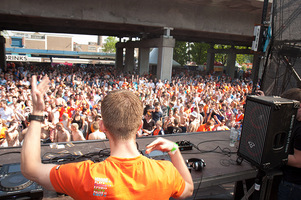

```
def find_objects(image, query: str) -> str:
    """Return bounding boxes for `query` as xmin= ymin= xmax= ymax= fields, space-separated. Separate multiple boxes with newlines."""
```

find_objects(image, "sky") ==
xmin=72 ymin=34 xmax=99 ymax=44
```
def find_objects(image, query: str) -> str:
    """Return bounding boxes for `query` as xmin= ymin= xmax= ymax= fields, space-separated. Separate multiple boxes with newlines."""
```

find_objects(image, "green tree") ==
xmin=103 ymin=36 xmax=118 ymax=53
xmin=235 ymin=46 xmax=253 ymax=69
xmin=190 ymin=42 xmax=210 ymax=65
xmin=173 ymin=41 xmax=189 ymax=66
xmin=173 ymin=42 xmax=253 ymax=69
xmin=173 ymin=41 xmax=210 ymax=66
xmin=214 ymin=44 xmax=231 ymax=65
xmin=241 ymin=65 xmax=247 ymax=71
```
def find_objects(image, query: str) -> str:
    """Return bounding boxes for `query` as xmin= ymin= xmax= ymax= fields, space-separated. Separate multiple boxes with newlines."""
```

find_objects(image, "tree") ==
xmin=173 ymin=41 xmax=189 ymax=66
xmin=173 ymin=41 xmax=253 ymax=70
xmin=236 ymin=46 xmax=253 ymax=69
xmin=214 ymin=44 xmax=231 ymax=65
xmin=173 ymin=41 xmax=210 ymax=66
xmin=103 ymin=36 xmax=118 ymax=53
xmin=190 ymin=43 xmax=210 ymax=65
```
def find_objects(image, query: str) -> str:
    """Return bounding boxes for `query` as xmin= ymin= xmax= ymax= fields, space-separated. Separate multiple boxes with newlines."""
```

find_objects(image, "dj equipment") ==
xmin=0 ymin=163 xmax=43 ymax=200
xmin=237 ymin=95 xmax=299 ymax=170
xmin=176 ymin=140 xmax=193 ymax=151
xmin=186 ymin=158 xmax=206 ymax=172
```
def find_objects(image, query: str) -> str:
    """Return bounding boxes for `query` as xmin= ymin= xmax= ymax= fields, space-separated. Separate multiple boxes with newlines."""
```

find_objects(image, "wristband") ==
xmin=169 ymin=143 xmax=179 ymax=155
xmin=29 ymin=114 xmax=45 ymax=122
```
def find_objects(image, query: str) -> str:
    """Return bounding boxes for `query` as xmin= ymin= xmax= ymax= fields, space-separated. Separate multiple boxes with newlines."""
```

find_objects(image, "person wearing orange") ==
xmin=196 ymin=120 xmax=215 ymax=132
xmin=65 ymin=99 xmax=77 ymax=118
xmin=0 ymin=119 xmax=8 ymax=147
xmin=121 ymin=78 xmax=129 ymax=88
xmin=184 ymin=102 xmax=193 ymax=115
xmin=152 ymin=121 xmax=165 ymax=136
xmin=21 ymin=75 xmax=193 ymax=200
xmin=203 ymin=102 xmax=209 ymax=115
xmin=235 ymin=108 xmax=244 ymax=124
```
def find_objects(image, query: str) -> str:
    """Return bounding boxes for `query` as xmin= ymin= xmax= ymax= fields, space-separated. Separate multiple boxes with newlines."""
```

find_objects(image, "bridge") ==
xmin=0 ymin=0 xmax=272 ymax=80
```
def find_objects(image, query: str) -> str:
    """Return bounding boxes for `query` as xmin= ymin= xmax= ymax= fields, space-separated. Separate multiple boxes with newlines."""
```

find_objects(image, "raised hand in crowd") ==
xmin=31 ymin=75 xmax=50 ymax=115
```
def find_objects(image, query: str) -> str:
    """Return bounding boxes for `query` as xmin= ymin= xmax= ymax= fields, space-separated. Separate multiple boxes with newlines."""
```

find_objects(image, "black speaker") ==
xmin=237 ymin=95 xmax=299 ymax=170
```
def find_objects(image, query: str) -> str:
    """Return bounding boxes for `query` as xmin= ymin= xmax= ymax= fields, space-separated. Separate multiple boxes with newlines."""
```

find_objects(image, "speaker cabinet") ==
xmin=237 ymin=95 xmax=299 ymax=170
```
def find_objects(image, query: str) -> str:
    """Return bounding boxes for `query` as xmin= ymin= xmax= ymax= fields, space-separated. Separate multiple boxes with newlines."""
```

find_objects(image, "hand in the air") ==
xmin=145 ymin=137 xmax=176 ymax=154
xmin=31 ymin=75 xmax=50 ymax=115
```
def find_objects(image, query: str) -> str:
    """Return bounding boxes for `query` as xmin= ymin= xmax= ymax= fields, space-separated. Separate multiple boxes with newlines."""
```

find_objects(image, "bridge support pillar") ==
xmin=226 ymin=47 xmax=236 ymax=79
xmin=0 ymin=35 xmax=6 ymax=72
xmin=115 ymin=33 xmax=175 ymax=80
xmin=206 ymin=45 xmax=215 ymax=73
xmin=157 ymin=45 xmax=173 ymax=81
xmin=138 ymin=47 xmax=149 ymax=76
xmin=124 ymin=47 xmax=135 ymax=73
xmin=115 ymin=46 xmax=123 ymax=72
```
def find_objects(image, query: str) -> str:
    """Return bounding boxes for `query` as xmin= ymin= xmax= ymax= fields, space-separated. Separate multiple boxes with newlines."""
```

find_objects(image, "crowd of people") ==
xmin=0 ymin=62 xmax=252 ymax=147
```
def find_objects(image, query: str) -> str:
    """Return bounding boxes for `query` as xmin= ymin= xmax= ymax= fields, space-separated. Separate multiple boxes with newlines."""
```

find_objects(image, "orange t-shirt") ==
xmin=197 ymin=124 xmax=213 ymax=132
xmin=235 ymin=114 xmax=244 ymax=122
xmin=203 ymin=105 xmax=209 ymax=113
xmin=153 ymin=129 xmax=160 ymax=136
xmin=184 ymin=108 xmax=192 ymax=115
xmin=50 ymin=155 xmax=185 ymax=199
xmin=197 ymin=88 xmax=203 ymax=93
xmin=66 ymin=107 xmax=75 ymax=118
xmin=0 ymin=127 xmax=7 ymax=139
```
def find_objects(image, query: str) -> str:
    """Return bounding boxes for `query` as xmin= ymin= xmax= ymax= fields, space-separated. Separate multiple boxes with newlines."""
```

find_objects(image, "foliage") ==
xmin=103 ymin=36 xmax=118 ymax=53
xmin=173 ymin=41 xmax=253 ymax=71
xmin=173 ymin=41 xmax=189 ymax=66
xmin=190 ymin=43 xmax=210 ymax=65
xmin=213 ymin=44 xmax=230 ymax=65
xmin=174 ymin=41 xmax=210 ymax=65
xmin=241 ymin=65 xmax=247 ymax=71
xmin=236 ymin=46 xmax=253 ymax=66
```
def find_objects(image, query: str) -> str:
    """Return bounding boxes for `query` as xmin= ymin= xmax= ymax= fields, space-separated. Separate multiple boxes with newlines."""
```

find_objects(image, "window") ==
xmin=11 ymin=37 xmax=23 ymax=47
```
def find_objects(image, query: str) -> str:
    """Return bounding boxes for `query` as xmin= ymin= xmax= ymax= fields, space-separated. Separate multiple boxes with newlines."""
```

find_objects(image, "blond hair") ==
xmin=101 ymin=90 xmax=143 ymax=140
xmin=71 ymin=123 xmax=79 ymax=130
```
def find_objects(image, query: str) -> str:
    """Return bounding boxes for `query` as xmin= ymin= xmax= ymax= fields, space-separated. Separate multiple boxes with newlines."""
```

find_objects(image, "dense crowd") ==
xmin=0 ymin=63 xmax=254 ymax=147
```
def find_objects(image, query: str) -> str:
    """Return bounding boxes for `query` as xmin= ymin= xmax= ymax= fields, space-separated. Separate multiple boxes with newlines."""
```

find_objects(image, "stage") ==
xmin=0 ymin=131 xmax=258 ymax=199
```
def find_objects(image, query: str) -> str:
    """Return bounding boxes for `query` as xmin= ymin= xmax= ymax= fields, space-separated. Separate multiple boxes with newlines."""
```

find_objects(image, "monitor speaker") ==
xmin=237 ymin=95 xmax=299 ymax=170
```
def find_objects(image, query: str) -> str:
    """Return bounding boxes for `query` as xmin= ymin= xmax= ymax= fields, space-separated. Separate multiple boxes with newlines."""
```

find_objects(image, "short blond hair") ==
xmin=101 ymin=90 xmax=143 ymax=140
xmin=71 ymin=123 xmax=79 ymax=130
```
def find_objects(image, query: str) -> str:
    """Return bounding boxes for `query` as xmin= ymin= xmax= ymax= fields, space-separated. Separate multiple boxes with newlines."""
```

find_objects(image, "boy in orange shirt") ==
xmin=152 ymin=120 xmax=165 ymax=136
xmin=21 ymin=75 xmax=193 ymax=200
xmin=197 ymin=120 xmax=215 ymax=132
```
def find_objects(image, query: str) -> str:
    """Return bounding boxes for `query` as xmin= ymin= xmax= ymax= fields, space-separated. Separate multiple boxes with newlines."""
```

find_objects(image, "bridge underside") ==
xmin=0 ymin=0 xmax=272 ymax=46
xmin=0 ymin=14 xmax=252 ymax=46
xmin=0 ymin=0 xmax=273 ymax=81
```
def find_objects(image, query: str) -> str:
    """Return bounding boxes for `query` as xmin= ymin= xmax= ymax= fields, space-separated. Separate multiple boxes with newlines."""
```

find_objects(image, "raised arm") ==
xmin=21 ymin=75 xmax=56 ymax=191
xmin=146 ymin=137 xmax=194 ymax=199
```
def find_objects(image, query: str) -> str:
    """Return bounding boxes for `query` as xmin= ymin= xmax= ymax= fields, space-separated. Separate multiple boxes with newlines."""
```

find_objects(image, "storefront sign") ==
xmin=5 ymin=55 xmax=28 ymax=61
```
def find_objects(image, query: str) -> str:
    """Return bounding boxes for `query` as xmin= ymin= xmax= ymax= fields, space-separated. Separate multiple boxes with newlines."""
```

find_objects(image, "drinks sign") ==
xmin=5 ymin=55 xmax=28 ymax=61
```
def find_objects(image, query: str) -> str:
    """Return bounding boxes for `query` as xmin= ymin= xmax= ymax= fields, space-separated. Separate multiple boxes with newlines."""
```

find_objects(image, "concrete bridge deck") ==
xmin=0 ymin=0 xmax=271 ymax=46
